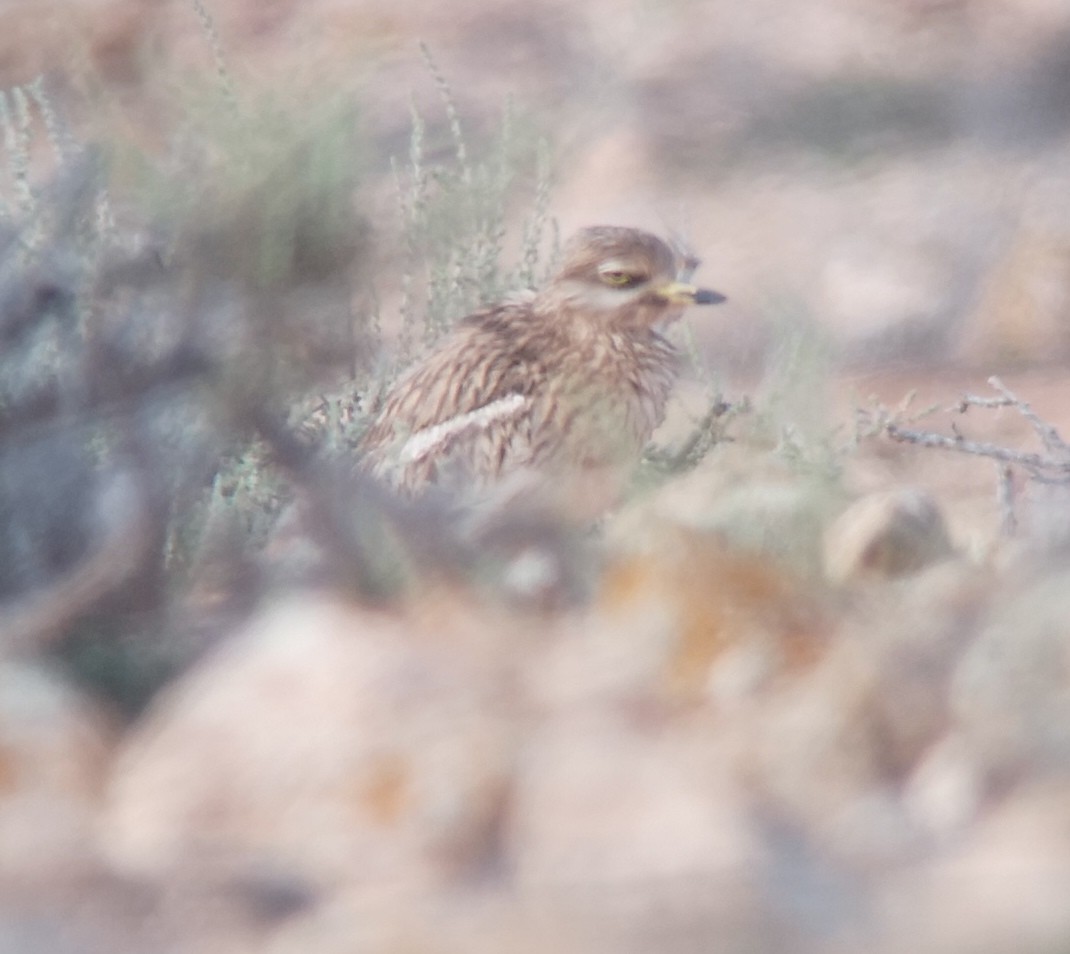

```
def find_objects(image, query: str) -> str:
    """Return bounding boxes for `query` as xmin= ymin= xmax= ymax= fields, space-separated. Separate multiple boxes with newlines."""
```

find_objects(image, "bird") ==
xmin=359 ymin=226 xmax=725 ymax=516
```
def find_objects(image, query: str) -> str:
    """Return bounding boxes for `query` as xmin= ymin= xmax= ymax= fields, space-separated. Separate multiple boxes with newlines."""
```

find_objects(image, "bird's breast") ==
xmin=535 ymin=329 xmax=679 ymax=466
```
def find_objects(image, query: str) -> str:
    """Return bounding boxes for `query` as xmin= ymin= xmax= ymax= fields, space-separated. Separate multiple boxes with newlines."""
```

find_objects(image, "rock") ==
xmin=507 ymin=707 xmax=762 ymax=888
xmin=880 ymin=780 xmax=1070 ymax=954
xmin=823 ymin=488 xmax=955 ymax=584
xmin=596 ymin=526 xmax=828 ymax=706
xmin=100 ymin=594 xmax=516 ymax=892
xmin=0 ymin=663 xmax=117 ymax=883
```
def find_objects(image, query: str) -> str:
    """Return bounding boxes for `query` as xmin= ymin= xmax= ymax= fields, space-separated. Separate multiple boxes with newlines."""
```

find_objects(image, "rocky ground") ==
xmin=3 ymin=1 xmax=1070 ymax=951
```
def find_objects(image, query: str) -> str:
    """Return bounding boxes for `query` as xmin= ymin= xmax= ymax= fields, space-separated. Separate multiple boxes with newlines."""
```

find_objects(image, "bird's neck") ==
xmin=531 ymin=300 xmax=666 ymax=341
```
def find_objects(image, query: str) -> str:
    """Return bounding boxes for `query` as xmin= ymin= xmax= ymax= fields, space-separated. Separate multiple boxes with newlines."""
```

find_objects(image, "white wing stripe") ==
xmin=399 ymin=392 xmax=529 ymax=464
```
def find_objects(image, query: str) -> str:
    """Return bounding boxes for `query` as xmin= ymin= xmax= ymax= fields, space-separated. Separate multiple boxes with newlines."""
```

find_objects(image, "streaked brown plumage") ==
xmin=360 ymin=226 xmax=725 ymax=510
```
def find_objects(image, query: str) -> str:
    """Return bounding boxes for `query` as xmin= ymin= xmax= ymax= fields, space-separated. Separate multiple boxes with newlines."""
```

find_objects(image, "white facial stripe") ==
xmin=399 ymin=392 xmax=529 ymax=464
xmin=560 ymin=281 xmax=650 ymax=311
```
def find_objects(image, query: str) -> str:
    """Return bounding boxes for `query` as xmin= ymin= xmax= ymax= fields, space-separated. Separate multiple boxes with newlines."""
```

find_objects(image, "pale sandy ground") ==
xmin=4 ymin=1 xmax=1070 ymax=951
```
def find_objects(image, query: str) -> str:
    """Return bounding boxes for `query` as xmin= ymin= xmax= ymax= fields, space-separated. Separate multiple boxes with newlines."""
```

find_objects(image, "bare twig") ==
xmin=419 ymin=42 xmax=469 ymax=182
xmin=996 ymin=463 xmax=1017 ymax=538
xmin=870 ymin=378 xmax=1070 ymax=545
xmin=884 ymin=422 xmax=1070 ymax=478
xmin=241 ymin=400 xmax=410 ymax=604
xmin=880 ymin=376 xmax=1070 ymax=483
xmin=956 ymin=393 xmax=1013 ymax=412
xmin=189 ymin=0 xmax=238 ymax=117
xmin=987 ymin=376 xmax=1070 ymax=459
xmin=645 ymin=394 xmax=749 ymax=474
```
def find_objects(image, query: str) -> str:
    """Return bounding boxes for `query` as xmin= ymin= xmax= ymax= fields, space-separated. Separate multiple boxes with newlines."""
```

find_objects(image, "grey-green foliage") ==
xmin=0 ymin=77 xmax=111 ymax=328
xmin=0 ymin=23 xmax=561 ymax=647
xmin=295 ymin=45 xmax=558 ymax=457
xmin=751 ymin=296 xmax=845 ymax=479
xmin=0 ymin=84 xmax=36 ymax=221
xmin=391 ymin=43 xmax=556 ymax=371
xmin=140 ymin=42 xmax=557 ymax=566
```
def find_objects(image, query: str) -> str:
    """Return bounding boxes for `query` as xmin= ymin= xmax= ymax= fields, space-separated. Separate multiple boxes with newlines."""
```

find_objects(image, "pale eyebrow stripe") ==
xmin=399 ymin=392 xmax=529 ymax=464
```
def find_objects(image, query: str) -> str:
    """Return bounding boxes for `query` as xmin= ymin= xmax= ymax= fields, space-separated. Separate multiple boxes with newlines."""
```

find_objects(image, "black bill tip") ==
xmin=694 ymin=288 xmax=727 ymax=305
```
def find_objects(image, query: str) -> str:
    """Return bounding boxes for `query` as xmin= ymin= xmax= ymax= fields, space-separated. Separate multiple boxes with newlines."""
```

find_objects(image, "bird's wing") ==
xmin=392 ymin=391 xmax=529 ymax=467
xmin=360 ymin=305 xmax=545 ymax=480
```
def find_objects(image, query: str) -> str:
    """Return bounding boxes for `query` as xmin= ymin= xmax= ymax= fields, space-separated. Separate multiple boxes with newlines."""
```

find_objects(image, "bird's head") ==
xmin=536 ymin=226 xmax=726 ymax=330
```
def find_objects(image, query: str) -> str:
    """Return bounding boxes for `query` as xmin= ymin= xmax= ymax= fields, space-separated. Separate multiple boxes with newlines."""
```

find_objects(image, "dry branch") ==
xmin=875 ymin=377 xmax=1070 ymax=482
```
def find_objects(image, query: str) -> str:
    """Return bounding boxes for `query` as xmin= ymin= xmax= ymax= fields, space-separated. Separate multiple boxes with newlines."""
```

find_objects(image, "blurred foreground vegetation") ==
xmin=0 ymin=51 xmax=566 ymax=711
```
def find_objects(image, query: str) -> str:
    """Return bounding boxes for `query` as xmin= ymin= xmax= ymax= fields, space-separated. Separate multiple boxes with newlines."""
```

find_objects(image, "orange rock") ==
xmin=598 ymin=526 xmax=828 ymax=705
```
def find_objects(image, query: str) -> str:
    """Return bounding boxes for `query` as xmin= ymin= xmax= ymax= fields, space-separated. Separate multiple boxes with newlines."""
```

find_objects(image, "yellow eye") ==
xmin=600 ymin=269 xmax=637 ymax=287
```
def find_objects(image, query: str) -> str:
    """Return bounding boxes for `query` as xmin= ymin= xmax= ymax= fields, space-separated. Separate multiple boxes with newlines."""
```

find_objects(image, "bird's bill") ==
xmin=654 ymin=281 xmax=727 ymax=306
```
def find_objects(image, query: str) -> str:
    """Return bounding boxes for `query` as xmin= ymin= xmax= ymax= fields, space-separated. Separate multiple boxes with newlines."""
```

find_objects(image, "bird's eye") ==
xmin=600 ymin=269 xmax=638 ymax=287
